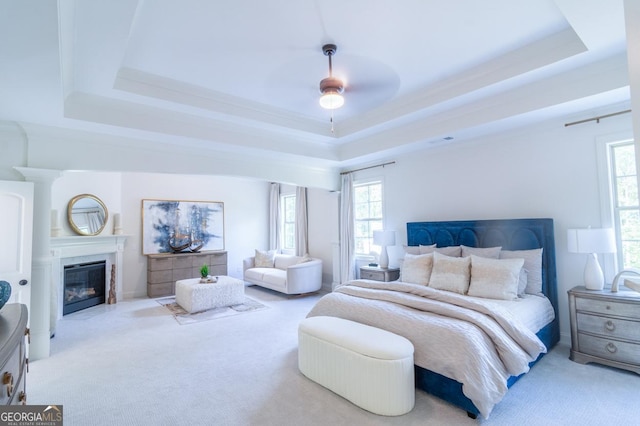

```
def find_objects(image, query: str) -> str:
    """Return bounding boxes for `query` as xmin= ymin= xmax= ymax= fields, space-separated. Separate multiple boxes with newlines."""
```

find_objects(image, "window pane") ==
xmin=353 ymin=181 xmax=383 ymax=256
xmin=610 ymin=141 xmax=640 ymax=269
xmin=616 ymin=176 xmax=639 ymax=207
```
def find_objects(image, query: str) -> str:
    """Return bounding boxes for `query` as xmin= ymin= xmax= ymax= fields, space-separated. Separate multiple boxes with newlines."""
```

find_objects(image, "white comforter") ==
xmin=306 ymin=280 xmax=547 ymax=418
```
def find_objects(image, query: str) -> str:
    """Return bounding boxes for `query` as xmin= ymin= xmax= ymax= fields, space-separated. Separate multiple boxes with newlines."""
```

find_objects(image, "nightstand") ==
xmin=568 ymin=285 xmax=640 ymax=374
xmin=360 ymin=266 xmax=400 ymax=282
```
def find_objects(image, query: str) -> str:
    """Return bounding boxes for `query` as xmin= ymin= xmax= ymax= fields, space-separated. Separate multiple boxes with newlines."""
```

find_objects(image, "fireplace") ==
xmin=63 ymin=261 xmax=106 ymax=315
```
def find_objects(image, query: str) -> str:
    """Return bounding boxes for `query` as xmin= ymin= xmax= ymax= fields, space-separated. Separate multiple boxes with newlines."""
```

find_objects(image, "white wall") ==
xmin=53 ymin=171 xmax=269 ymax=298
xmin=348 ymin=112 xmax=634 ymax=342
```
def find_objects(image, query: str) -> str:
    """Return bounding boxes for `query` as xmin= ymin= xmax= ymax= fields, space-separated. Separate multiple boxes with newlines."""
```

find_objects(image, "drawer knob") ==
xmin=606 ymin=342 xmax=618 ymax=354
xmin=2 ymin=372 xmax=13 ymax=397
xmin=605 ymin=320 xmax=616 ymax=332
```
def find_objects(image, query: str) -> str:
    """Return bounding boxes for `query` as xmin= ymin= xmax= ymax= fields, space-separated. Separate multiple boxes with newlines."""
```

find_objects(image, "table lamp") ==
xmin=373 ymin=230 xmax=396 ymax=269
xmin=567 ymin=228 xmax=616 ymax=290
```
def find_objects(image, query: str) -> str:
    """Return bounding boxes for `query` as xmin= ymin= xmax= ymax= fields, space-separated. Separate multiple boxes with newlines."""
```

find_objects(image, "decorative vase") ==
xmin=0 ymin=281 xmax=11 ymax=311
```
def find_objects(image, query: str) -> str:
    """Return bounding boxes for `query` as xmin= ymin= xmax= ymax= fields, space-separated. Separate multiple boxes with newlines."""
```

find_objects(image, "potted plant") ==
xmin=200 ymin=264 xmax=209 ymax=283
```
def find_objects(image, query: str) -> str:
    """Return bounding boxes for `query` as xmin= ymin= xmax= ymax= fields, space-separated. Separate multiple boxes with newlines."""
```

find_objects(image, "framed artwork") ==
xmin=142 ymin=199 xmax=224 ymax=255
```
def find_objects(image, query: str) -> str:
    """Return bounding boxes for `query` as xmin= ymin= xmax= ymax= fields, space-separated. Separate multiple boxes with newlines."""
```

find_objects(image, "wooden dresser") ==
xmin=0 ymin=304 xmax=28 ymax=405
xmin=147 ymin=251 xmax=227 ymax=297
xmin=568 ymin=286 xmax=640 ymax=374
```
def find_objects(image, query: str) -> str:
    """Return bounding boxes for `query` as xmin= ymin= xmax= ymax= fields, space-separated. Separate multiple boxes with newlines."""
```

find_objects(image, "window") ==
xmin=354 ymin=181 xmax=383 ymax=256
xmin=281 ymin=194 xmax=296 ymax=251
xmin=609 ymin=141 xmax=640 ymax=268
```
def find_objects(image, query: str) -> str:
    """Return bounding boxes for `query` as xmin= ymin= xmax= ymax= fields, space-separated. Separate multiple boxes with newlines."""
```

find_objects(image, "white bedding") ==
xmin=467 ymin=293 xmax=555 ymax=334
xmin=307 ymin=279 xmax=553 ymax=419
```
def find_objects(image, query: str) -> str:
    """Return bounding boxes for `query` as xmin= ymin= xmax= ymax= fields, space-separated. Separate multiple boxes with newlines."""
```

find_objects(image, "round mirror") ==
xmin=67 ymin=194 xmax=109 ymax=236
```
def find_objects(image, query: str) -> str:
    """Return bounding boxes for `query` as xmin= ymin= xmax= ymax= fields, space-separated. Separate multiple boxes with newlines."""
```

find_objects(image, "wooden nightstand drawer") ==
xmin=361 ymin=269 xmax=381 ymax=280
xmin=577 ymin=313 xmax=640 ymax=341
xmin=578 ymin=333 xmax=640 ymax=365
xmin=360 ymin=267 xmax=400 ymax=282
xmin=576 ymin=297 xmax=640 ymax=320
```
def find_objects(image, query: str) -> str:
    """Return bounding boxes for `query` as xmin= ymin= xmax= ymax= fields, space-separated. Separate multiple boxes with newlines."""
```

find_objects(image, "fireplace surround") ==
xmin=51 ymin=235 xmax=127 ymax=319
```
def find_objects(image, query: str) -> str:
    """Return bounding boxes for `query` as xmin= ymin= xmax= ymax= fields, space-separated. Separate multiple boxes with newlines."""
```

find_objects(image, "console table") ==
xmin=147 ymin=251 xmax=227 ymax=297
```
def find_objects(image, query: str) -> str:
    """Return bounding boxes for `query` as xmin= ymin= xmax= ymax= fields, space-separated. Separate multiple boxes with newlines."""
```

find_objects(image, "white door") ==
xmin=0 ymin=180 xmax=34 ymax=310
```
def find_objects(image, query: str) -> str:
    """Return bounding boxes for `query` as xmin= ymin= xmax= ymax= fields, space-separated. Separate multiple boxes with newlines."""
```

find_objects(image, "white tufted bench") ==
xmin=298 ymin=316 xmax=415 ymax=416
xmin=175 ymin=276 xmax=245 ymax=313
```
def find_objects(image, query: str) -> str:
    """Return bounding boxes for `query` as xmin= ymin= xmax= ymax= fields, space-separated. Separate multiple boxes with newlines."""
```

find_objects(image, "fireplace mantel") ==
xmin=50 ymin=235 xmax=128 ymax=319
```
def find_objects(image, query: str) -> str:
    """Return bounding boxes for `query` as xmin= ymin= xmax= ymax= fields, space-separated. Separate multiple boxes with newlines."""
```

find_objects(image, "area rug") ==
xmin=157 ymin=296 xmax=268 ymax=325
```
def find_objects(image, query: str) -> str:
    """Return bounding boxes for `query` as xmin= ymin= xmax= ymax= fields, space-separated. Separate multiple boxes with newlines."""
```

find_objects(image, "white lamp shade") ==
xmin=373 ymin=230 xmax=396 ymax=247
xmin=567 ymin=228 xmax=616 ymax=254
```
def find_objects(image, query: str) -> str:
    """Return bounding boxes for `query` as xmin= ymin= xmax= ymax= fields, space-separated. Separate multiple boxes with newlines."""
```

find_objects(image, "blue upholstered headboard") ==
xmin=406 ymin=218 xmax=559 ymax=346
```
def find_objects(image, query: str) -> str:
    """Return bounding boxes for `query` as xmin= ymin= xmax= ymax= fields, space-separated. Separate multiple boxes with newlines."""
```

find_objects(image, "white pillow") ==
xmin=467 ymin=255 xmax=524 ymax=300
xmin=403 ymin=245 xmax=421 ymax=255
xmin=401 ymin=253 xmax=434 ymax=285
xmin=428 ymin=252 xmax=471 ymax=294
xmin=420 ymin=245 xmax=462 ymax=257
xmin=500 ymin=248 xmax=543 ymax=295
xmin=461 ymin=245 xmax=502 ymax=259
xmin=254 ymin=249 xmax=276 ymax=267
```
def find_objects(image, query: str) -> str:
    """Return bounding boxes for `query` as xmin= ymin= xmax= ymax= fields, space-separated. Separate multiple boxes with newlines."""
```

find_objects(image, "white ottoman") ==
xmin=298 ymin=316 xmax=415 ymax=416
xmin=175 ymin=276 xmax=245 ymax=313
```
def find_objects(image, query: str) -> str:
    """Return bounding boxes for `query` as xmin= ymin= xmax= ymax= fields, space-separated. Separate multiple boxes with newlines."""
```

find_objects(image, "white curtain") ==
xmin=339 ymin=173 xmax=355 ymax=283
xmin=269 ymin=183 xmax=280 ymax=251
xmin=295 ymin=186 xmax=308 ymax=256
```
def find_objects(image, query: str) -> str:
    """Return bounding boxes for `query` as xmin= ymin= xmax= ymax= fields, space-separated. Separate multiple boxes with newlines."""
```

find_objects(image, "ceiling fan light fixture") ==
xmin=319 ymin=76 xmax=344 ymax=109
xmin=319 ymin=44 xmax=345 ymax=110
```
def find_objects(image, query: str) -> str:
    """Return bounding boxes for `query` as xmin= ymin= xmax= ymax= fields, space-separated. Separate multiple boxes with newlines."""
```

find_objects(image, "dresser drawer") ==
xmin=148 ymin=256 xmax=173 ymax=271
xmin=361 ymin=270 xmax=382 ymax=280
xmin=578 ymin=333 xmax=640 ymax=365
xmin=577 ymin=313 xmax=640 ymax=342
xmin=575 ymin=297 xmax=640 ymax=320
xmin=0 ymin=344 xmax=22 ymax=405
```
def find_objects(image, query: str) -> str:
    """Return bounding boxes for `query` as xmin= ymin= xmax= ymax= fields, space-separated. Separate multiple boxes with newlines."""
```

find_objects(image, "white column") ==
xmin=15 ymin=167 xmax=62 ymax=360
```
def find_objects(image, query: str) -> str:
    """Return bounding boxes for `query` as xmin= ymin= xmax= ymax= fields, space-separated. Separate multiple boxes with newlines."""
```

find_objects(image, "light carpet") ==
xmin=28 ymin=285 xmax=640 ymax=425
xmin=156 ymin=296 xmax=268 ymax=325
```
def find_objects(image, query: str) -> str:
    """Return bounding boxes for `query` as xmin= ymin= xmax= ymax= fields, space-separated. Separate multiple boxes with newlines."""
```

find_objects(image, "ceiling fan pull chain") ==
xmin=330 ymin=111 xmax=335 ymax=134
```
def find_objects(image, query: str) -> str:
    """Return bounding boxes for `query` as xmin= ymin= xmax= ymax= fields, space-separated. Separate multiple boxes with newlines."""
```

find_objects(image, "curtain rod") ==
xmin=564 ymin=109 xmax=631 ymax=127
xmin=340 ymin=161 xmax=396 ymax=175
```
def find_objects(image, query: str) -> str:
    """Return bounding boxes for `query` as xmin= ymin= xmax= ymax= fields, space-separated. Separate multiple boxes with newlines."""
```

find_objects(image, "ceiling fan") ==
xmin=318 ymin=44 xmax=345 ymax=110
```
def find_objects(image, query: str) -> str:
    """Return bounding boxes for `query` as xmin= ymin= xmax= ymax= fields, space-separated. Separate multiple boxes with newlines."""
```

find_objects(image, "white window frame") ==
xmin=353 ymin=179 xmax=384 ymax=259
xmin=596 ymin=132 xmax=638 ymax=277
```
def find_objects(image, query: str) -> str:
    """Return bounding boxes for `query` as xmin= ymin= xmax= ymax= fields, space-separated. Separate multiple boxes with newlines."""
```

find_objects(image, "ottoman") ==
xmin=175 ymin=276 xmax=245 ymax=313
xmin=298 ymin=316 xmax=415 ymax=416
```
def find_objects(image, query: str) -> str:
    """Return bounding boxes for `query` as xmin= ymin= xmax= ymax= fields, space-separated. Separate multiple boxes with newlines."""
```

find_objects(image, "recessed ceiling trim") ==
xmin=64 ymin=91 xmax=341 ymax=161
xmin=338 ymin=27 xmax=588 ymax=137
xmin=114 ymin=67 xmax=333 ymax=136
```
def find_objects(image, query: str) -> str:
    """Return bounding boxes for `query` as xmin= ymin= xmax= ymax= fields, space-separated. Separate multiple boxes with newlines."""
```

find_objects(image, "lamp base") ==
xmin=584 ymin=253 xmax=604 ymax=291
xmin=379 ymin=246 xmax=389 ymax=269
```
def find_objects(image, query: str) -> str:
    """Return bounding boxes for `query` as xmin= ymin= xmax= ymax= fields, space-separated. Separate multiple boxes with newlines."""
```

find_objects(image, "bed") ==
xmin=307 ymin=218 xmax=560 ymax=419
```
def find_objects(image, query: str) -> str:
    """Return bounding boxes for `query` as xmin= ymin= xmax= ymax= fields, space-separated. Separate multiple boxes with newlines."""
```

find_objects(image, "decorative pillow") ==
xmin=461 ymin=245 xmax=502 ymax=259
xmin=517 ymin=268 xmax=528 ymax=296
xmin=420 ymin=245 xmax=462 ymax=257
xmin=500 ymin=248 xmax=543 ymax=295
xmin=428 ymin=252 xmax=471 ymax=294
xmin=401 ymin=253 xmax=434 ymax=285
xmin=403 ymin=245 xmax=421 ymax=255
xmin=254 ymin=249 xmax=276 ymax=267
xmin=467 ymin=255 xmax=524 ymax=300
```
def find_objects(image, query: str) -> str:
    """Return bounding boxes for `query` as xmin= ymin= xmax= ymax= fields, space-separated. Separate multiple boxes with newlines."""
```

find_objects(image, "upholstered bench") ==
xmin=175 ymin=276 xmax=245 ymax=313
xmin=298 ymin=316 xmax=415 ymax=416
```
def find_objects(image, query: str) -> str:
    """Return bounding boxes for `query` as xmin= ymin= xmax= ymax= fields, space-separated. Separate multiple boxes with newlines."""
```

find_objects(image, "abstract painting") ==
xmin=142 ymin=199 xmax=224 ymax=255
